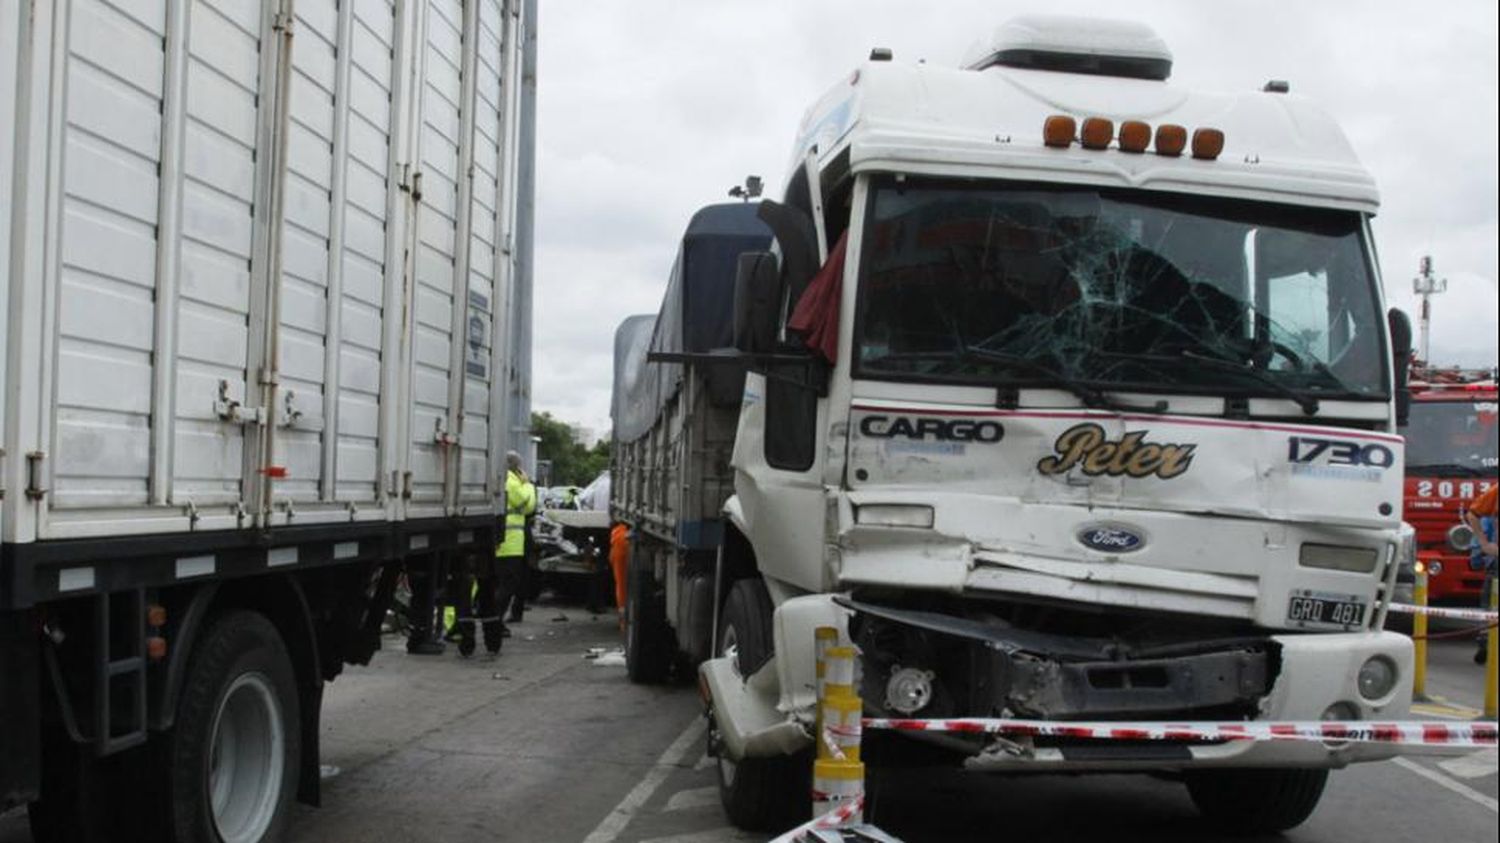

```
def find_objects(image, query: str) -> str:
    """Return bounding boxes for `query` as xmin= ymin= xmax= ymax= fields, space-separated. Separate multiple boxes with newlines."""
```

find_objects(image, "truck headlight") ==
xmin=1448 ymin=523 xmax=1475 ymax=552
xmin=1356 ymin=656 xmax=1397 ymax=700
xmin=855 ymin=504 xmax=934 ymax=529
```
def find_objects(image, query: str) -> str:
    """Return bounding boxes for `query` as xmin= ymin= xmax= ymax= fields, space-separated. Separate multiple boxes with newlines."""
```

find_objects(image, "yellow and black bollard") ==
xmin=1413 ymin=564 xmax=1429 ymax=701
xmin=1485 ymin=583 xmax=1497 ymax=719
xmin=812 ymin=643 xmax=865 ymax=825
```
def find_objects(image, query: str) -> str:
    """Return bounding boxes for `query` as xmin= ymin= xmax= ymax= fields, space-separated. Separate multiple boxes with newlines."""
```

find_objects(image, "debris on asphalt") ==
xmin=586 ymin=647 xmax=627 ymax=666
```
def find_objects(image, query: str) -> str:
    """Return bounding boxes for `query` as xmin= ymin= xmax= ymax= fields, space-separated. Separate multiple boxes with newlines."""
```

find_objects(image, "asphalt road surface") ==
xmin=3 ymin=600 xmax=1495 ymax=843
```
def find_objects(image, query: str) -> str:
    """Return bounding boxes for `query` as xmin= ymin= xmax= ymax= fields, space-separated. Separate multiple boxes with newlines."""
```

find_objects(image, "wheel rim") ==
xmin=716 ymin=624 xmax=739 ymax=787
xmin=208 ymin=672 xmax=285 ymax=843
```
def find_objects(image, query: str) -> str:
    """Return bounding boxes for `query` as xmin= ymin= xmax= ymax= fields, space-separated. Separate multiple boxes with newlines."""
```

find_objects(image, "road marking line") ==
xmin=1438 ymin=749 xmax=1500 ymax=780
xmin=693 ymin=752 xmax=713 ymax=771
xmin=583 ymin=717 xmax=707 ymax=843
xmin=640 ymin=830 xmax=757 ymax=843
xmin=1391 ymin=756 xmax=1498 ymax=813
xmin=663 ymin=786 xmax=720 ymax=813
xmin=1410 ymin=702 xmax=1483 ymax=720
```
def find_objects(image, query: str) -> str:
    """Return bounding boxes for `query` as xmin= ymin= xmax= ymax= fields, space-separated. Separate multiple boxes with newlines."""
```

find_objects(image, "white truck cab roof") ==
xmin=793 ymin=15 xmax=1378 ymax=213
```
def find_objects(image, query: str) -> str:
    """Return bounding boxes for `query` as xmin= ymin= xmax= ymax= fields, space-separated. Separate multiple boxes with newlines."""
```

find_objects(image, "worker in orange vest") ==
xmin=609 ymin=523 xmax=630 ymax=630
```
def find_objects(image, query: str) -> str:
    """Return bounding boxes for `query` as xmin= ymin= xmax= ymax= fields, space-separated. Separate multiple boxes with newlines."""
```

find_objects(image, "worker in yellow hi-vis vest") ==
xmin=488 ymin=451 xmax=537 ymax=651
xmin=454 ymin=452 xmax=535 ymax=657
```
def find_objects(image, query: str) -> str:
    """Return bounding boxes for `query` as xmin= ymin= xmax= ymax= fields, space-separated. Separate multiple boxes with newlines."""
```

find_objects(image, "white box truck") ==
xmin=0 ymin=1 xmax=531 ymax=840
xmin=613 ymin=16 xmax=1419 ymax=835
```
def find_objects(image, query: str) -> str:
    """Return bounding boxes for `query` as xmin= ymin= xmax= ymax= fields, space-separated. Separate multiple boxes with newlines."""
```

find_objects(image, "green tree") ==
xmin=530 ymin=411 xmax=610 ymax=487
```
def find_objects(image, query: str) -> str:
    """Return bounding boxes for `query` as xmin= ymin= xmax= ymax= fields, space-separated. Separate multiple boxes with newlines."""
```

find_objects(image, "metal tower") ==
xmin=1412 ymin=255 xmax=1447 ymax=363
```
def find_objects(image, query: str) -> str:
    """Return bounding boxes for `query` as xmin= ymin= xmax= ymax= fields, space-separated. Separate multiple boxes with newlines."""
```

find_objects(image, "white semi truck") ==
xmin=1 ymin=1 xmax=533 ymax=840
xmin=613 ymin=15 xmax=1420 ymax=835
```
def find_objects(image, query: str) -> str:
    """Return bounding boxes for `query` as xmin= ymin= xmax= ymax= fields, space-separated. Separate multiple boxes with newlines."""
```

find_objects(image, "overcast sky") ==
xmin=530 ymin=1 xmax=1499 ymax=439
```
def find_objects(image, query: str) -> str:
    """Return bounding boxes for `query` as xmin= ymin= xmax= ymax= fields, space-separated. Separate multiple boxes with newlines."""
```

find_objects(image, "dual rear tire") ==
xmin=28 ymin=610 xmax=301 ymax=843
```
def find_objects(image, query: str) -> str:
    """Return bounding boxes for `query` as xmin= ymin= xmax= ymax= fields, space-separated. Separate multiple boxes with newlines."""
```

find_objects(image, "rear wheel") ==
xmin=713 ymin=578 xmax=811 ymax=833
xmin=167 ymin=611 xmax=301 ymax=843
xmin=624 ymin=543 xmax=672 ymax=683
xmin=1186 ymin=768 xmax=1329 ymax=834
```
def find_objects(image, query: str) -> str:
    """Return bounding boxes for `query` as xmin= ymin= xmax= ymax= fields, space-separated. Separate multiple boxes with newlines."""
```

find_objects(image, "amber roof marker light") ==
xmin=1079 ymin=117 xmax=1114 ymax=150
xmin=1043 ymin=115 xmax=1077 ymax=148
xmin=1192 ymin=128 xmax=1225 ymax=160
xmin=1118 ymin=121 xmax=1151 ymax=153
xmin=1154 ymin=123 xmax=1187 ymax=157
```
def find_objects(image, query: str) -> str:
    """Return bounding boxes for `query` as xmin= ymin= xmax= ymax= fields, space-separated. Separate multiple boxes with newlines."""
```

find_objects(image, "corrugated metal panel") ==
xmin=456 ymin=0 xmax=506 ymax=508
xmin=405 ymin=0 xmax=464 ymax=514
xmin=336 ymin=0 xmax=400 ymax=507
xmin=51 ymin=0 xmax=167 ymax=510
xmin=8 ymin=0 xmax=524 ymax=541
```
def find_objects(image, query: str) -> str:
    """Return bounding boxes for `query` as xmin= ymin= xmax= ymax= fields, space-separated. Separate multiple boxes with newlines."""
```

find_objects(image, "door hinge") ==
xmin=433 ymin=417 xmax=457 ymax=446
xmin=214 ymin=379 xmax=266 ymax=426
xmin=25 ymin=451 xmax=47 ymax=501
xmin=399 ymin=165 xmax=423 ymax=201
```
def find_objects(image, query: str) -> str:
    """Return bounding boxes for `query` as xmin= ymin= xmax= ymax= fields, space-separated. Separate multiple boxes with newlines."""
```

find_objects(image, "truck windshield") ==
xmin=1401 ymin=399 xmax=1499 ymax=475
xmin=854 ymin=178 xmax=1387 ymax=401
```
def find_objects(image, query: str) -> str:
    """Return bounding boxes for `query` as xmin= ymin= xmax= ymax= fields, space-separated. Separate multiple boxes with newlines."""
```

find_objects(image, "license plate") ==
xmin=1286 ymin=590 xmax=1367 ymax=629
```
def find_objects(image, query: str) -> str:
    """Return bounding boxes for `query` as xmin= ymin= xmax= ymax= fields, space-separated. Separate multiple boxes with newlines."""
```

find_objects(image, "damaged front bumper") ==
xmin=842 ymin=596 xmax=1413 ymax=771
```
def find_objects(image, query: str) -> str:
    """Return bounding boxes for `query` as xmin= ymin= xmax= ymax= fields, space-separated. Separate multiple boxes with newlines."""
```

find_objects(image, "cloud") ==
xmin=531 ymin=1 xmax=1499 ymax=434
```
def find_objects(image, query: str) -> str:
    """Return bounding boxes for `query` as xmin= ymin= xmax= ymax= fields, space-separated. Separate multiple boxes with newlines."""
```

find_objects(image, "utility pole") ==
xmin=1411 ymin=255 xmax=1446 ymax=364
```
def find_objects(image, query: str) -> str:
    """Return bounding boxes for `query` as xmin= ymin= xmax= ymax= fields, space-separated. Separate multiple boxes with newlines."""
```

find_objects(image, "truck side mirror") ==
xmin=1387 ymin=307 xmax=1413 ymax=426
xmin=733 ymin=251 xmax=780 ymax=354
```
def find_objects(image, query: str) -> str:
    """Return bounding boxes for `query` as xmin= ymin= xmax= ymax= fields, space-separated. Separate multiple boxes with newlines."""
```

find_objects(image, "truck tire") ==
xmin=167 ymin=611 xmax=301 ymax=843
xmin=1185 ymin=768 xmax=1329 ymax=833
xmin=714 ymin=578 xmax=811 ymax=833
xmin=625 ymin=545 xmax=672 ymax=683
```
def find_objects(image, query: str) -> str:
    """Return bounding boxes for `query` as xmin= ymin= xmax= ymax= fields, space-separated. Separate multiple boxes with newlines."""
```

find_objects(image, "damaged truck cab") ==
xmin=617 ymin=15 xmax=1417 ymax=835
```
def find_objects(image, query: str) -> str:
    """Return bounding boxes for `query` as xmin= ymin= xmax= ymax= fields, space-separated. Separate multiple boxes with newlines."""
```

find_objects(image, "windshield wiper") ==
xmin=959 ymin=346 xmax=1169 ymax=413
xmin=1405 ymin=463 xmax=1486 ymax=478
xmin=867 ymin=348 xmax=1168 ymax=413
xmin=1179 ymin=350 xmax=1319 ymax=416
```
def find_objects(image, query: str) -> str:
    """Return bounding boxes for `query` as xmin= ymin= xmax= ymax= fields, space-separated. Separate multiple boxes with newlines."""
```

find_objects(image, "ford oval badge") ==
xmin=1078 ymin=525 xmax=1144 ymax=553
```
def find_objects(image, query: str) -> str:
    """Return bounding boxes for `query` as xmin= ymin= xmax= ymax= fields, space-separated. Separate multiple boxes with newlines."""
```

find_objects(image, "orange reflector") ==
xmin=147 ymin=604 xmax=167 ymax=628
xmin=1079 ymin=117 xmax=1114 ymax=150
xmin=1154 ymin=123 xmax=1187 ymax=157
xmin=147 ymin=636 xmax=168 ymax=661
xmin=1042 ymin=115 xmax=1076 ymax=148
xmin=1192 ymin=127 xmax=1225 ymax=160
xmin=1118 ymin=121 xmax=1151 ymax=153
xmin=260 ymin=465 xmax=288 ymax=478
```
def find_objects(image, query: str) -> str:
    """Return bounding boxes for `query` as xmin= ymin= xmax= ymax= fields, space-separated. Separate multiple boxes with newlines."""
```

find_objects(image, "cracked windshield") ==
xmin=857 ymin=179 xmax=1386 ymax=401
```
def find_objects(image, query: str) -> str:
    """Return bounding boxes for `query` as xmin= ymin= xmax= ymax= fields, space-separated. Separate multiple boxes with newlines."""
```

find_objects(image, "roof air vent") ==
xmin=962 ymin=15 xmax=1172 ymax=81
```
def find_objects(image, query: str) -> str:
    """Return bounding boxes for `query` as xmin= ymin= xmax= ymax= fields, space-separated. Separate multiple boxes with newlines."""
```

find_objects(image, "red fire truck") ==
xmin=1400 ymin=368 xmax=1498 ymax=602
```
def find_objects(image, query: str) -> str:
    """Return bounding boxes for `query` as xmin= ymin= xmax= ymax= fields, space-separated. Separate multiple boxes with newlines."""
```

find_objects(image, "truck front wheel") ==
xmin=714 ymin=579 xmax=811 ymax=833
xmin=1185 ymin=767 xmax=1329 ymax=833
xmin=168 ymin=610 xmax=301 ymax=843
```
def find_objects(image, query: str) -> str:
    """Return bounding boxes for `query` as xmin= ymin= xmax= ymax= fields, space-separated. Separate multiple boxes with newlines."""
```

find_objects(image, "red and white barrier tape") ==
xmin=1386 ymin=602 xmax=1498 ymax=622
xmin=769 ymin=794 xmax=866 ymax=843
xmin=845 ymin=718 xmax=1496 ymax=747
